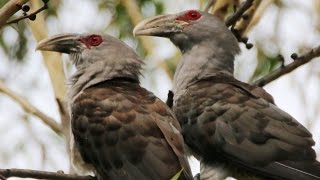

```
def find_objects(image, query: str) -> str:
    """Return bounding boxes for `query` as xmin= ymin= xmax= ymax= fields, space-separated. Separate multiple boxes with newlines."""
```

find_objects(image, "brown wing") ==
xmin=72 ymin=80 xmax=192 ymax=180
xmin=174 ymin=78 xmax=319 ymax=179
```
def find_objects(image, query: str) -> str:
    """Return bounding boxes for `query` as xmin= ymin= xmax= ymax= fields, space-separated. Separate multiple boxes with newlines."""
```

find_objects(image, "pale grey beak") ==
xmin=36 ymin=33 xmax=82 ymax=54
xmin=133 ymin=14 xmax=188 ymax=37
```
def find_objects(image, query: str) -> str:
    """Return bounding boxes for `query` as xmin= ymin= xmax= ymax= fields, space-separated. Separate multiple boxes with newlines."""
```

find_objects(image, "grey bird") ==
xmin=36 ymin=33 xmax=192 ymax=180
xmin=133 ymin=10 xmax=320 ymax=180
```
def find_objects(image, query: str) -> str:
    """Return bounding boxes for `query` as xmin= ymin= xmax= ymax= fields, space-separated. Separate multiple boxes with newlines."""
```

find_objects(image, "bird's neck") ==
xmin=172 ymin=41 xmax=238 ymax=100
xmin=68 ymin=60 xmax=142 ymax=102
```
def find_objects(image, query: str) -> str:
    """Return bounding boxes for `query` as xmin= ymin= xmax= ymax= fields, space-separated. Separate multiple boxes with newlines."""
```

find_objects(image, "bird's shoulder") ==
xmin=192 ymin=73 xmax=274 ymax=103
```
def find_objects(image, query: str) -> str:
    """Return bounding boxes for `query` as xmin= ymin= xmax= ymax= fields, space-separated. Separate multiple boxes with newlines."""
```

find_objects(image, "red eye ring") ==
xmin=188 ymin=11 xmax=200 ymax=19
xmin=176 ymin=10 xmax=202 ymax=21
xmin=87 ymin=34 xmax=103 ymax=46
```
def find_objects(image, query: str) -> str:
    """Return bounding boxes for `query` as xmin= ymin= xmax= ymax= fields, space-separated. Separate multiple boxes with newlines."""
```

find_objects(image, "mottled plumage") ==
xmin=37 ymin=33 xmax=192 ymax=180
xmin=72 ymin=78 xmax=190 ymax=179
xmin=173 ymin=74 xmax=318 ymax=179
xmin=134 ymin=10 xmax=320 ymax=180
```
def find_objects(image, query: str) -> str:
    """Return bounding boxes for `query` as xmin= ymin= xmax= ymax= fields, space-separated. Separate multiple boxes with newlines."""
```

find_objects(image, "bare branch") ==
xmin=225 ymin=0 xmax=254 ymax=27
xmin=233 ymin=0 xmax=263 ymax=37
xmin=0 ymin=0 xmax=29 ymax=29
xmin=0 ymin=168 xmax=96 ymax=180
xmin=0 ymin=80 xmax=62 ymax=134
xmin=204 ymin=0 xmax=216 ymax=12
xmin=120 ymin=0 xmax=153 ymax=54
xmin=208 ymin=0 xmax=239 ymax=20
xmin=6 ymin=1 xmax=48 ymax=24
xmin=240 ymin=0 xmax=273 ymax=36
xmin=254 ymin=46 xmax=320 ymax=87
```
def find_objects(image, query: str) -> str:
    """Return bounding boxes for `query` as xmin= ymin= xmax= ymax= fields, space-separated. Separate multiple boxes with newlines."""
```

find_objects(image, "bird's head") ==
xmin=37 ymin=33 xmax=143 ymax=100
xmin=37 ymin=33 xmax=142 ymax=69
xmin=133 ymin=10 xmax=239 ymax=55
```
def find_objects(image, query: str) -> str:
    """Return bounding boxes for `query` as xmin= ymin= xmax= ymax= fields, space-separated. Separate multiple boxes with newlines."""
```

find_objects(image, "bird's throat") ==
xmin=172 ymin=42 xmax=236 ymax=101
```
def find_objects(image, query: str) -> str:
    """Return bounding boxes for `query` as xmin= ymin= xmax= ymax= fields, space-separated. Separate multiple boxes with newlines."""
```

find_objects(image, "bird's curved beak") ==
xmin=36 ymin=33 xmax=82 ymax=54
xmin=133 ymin=14 xmax=188 ymax=37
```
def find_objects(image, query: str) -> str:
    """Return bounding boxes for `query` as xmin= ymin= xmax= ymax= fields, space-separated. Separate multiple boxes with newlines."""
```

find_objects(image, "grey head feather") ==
xmin=133 ymin=11 xmax=240 ymax=100
xmin=133 ymin=11 xmax=240 ymax=99
xmin=68 ymin=34 xmax=144 ymax=102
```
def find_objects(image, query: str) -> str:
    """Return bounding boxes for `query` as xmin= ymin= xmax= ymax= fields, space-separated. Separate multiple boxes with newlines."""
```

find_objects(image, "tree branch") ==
xmin=0 ymin=0 xmax=29 ymax=29
xmin=6 ymin=1 xmax=48 ymax=24
xmin=233 ymin=0 xmax=262 ymax=37
xmin=254 ymin=46 xmax=320 ymax=87
xmin=206 ymin=0 xmax=239 ymax=20
xmin=204 ymin=0 xmax=216 ymax=12
xmin=206 ymin=0 xmax=255 ymax=48
xmin=240 ymin=0 xmax=272 ymax=36
xmin=0 ymin=168 xmax=96 ymax=180
xmin=0 ymin=80 xmax=62 ymax=134
xmin=120 ymin=0 xmax=153 ymax=54
xmin=225 ymin=0 xmax=254 ymax=27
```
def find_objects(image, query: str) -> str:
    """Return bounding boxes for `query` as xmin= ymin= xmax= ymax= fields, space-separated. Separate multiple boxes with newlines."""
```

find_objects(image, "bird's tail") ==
xmin=252 ymin=160 xmax=320 ymax=180
xmin=274 ymin=160 xmax=320 ymax=180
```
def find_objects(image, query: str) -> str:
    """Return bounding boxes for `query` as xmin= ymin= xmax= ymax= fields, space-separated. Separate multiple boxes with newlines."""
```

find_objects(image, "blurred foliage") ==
xmin=98 ymin=0 xmax=164 ymax=57
xmin=0 ymin=23 xmax=27 ymax=61
xmin=170 ymin=168 xmax=183 ymax=180
xmin=114 ymin=3 xmax=132 ymax=39
xmin=0 ymin=0 xmax=58 ymax=62
xmin=250 ymin=49 xmax=282 ymax=82
xmin=162 ymin=52 xmax=181 ymax=79
xmin=0 ymin=0 xmax=164 ymax=62
xmin=210 ymin=0 xmax=239 ymax=20
xmin=0 ymin=0 xmax=315 ymax=82
xmin=0 ymin=0 xmax=9 ymax=7
xmin=45 ymin=0 xmax=59 ymax=17
xmin=0 ymin=0 xmax=285 ymax=83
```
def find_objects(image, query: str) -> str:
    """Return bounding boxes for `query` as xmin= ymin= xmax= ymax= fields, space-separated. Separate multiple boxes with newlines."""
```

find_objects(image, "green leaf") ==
xmin=170 ymin=168 xmax=184 ymax=180
xmin=155 ymin=2 xmax=164 ymax=14
xmin=251 ymin=49 xmax=281 ymax=82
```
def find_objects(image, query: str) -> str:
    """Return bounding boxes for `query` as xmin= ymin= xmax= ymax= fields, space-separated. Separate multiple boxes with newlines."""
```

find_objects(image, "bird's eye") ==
xmin=176 ymin=10 xmax=202 ymax=21
xmin=187 ymin=11 xmax=201 ymax=19
xmin=87 ymin=34 xmax=103 ymax=46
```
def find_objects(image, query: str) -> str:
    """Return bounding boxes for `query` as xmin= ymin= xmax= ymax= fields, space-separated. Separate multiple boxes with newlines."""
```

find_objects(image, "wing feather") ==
xmin=174 ymin=78 xmax=319 ymax=179
xmin=72 ymin=81 xmax=192 ymax=179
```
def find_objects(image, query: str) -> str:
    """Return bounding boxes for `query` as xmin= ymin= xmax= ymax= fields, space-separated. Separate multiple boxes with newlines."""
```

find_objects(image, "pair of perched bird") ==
xmin=37 ymin=10 xmax=320 ymax=180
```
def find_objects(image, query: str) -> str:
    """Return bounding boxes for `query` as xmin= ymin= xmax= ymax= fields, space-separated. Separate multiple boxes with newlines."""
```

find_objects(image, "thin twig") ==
xmin=254 ymin=46 xmax=320 ymax=87
xmin=240 ymin=0 xmax=272 ymax=36
xmin=225 ymin=0 xmax=254 ymax=27
xmin=234 ymin=0 xmax=262 ymax=37
xmin=0 ymin=80 xmax=62 ymax=134
xmin=0 ymin=0 xmax=29 ymax=29
xmin=0 ymin=168 xmax=96 ymax=180
xmin=6 ymin=2 xmax=48 ymax=24
xmin=207 ymin=0 xmax=239 ymax=20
